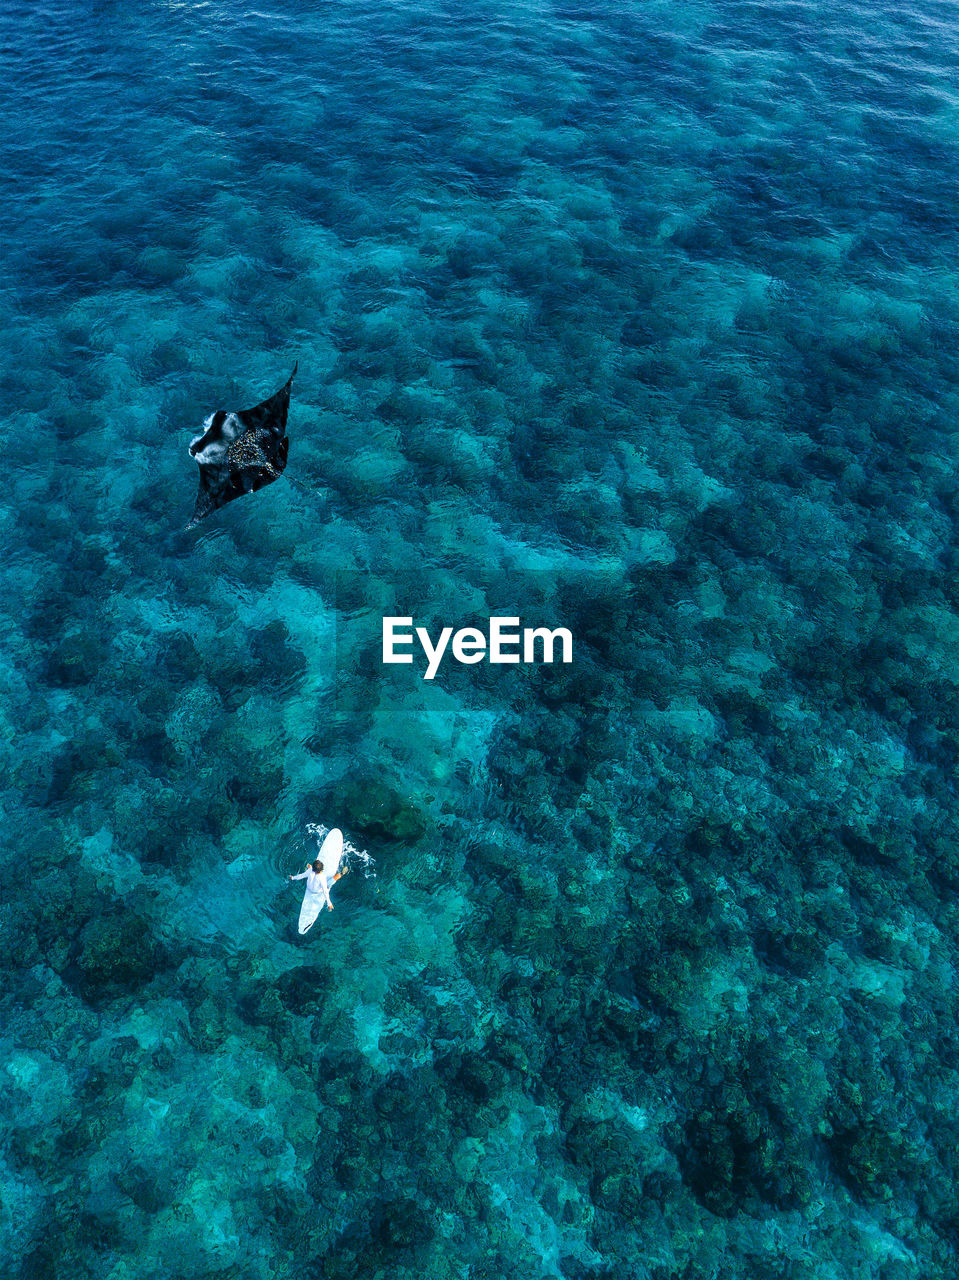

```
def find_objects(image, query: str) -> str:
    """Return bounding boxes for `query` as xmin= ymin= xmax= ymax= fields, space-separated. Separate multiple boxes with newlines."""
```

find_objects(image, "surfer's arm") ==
xmin=322 ymin=881 xmax=334 ymax=911
xmin=288 ymin=869 xmax=310 ymax=882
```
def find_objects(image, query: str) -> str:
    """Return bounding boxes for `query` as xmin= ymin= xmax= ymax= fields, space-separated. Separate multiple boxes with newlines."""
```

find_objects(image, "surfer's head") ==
xmin=312 ymin=860 xmax=324 ymax=873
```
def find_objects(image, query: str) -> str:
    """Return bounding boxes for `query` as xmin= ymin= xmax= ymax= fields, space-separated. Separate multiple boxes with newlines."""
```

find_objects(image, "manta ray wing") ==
xmin=188 ymin=362 xmax=297 ymax=526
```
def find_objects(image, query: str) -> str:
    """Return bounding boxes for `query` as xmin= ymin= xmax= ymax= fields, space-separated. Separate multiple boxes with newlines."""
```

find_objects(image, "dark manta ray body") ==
xmin=188 ymin=363 xmax=296 ymax=526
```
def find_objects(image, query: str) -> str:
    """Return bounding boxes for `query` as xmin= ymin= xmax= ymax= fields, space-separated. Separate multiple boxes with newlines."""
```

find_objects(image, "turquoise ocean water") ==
xmin=3 ymin=0 xmax=959 ymax=1276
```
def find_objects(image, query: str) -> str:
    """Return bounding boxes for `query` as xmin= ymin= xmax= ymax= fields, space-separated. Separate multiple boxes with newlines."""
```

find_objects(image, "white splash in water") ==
xmin=306 ymin=822 xmax=376 ymax=879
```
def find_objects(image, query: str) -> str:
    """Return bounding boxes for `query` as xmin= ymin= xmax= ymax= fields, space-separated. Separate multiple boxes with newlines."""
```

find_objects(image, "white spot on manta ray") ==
xmin=189 ymin=411 xmax=244 ymax=465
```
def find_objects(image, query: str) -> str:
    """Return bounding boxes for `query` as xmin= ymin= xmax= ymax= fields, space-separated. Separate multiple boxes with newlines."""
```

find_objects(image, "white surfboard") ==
xmin=297 ymin=828 xmax=345 ymax=935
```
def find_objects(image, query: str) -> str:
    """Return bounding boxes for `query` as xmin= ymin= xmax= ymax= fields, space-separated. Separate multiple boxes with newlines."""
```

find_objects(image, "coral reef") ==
xmin=2 ymin=0 xmax=958 ymax=1277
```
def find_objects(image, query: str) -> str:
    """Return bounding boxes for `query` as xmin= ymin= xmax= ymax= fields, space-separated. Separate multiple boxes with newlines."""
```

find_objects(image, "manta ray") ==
xmin=188 ymin=363 xmax=296 ymax=526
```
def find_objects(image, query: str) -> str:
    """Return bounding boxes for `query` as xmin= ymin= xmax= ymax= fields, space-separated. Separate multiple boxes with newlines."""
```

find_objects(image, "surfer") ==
xmin=291 ymin=828 xmax=348 ymax=934
xmin=288 ymin=858 xmax=348 ymax=912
